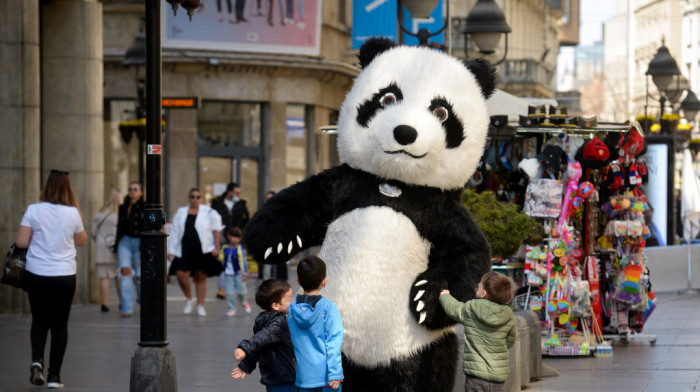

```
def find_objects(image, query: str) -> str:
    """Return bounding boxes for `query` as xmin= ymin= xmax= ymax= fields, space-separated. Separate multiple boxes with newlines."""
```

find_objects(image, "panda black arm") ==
xmin=408 ymin=207 xmax=492 ymax=330
xmin=243 ymin=168 xmax=339 ymax=265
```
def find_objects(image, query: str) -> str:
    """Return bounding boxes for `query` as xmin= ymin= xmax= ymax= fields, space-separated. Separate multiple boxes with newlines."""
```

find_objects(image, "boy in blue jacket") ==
xmin=288 ymin=255 xmax=344 ymax=391
xmin=232 ymin=278 xmax=296 ymax=391
xmin=218 ymin=227 xmax=251 ymax=316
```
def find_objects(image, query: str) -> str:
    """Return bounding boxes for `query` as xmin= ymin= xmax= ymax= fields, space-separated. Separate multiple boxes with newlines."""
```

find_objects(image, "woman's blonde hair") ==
xmin=39 ymin=170 xmax=78 ymax=208
xmin=100 ymin=189 xmax=121 ymax=214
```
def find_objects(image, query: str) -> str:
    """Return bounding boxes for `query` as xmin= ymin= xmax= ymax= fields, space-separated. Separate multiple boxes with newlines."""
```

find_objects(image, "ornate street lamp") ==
xmin=681 ymin=90 xmax=700 ymax=123
xmin=645 ymin=41 xmax=682 ymax=124
xmin=460 ymin=0 xmax=511 ymax=65
xmin=398 ymin=0 xmax=449 ymax=46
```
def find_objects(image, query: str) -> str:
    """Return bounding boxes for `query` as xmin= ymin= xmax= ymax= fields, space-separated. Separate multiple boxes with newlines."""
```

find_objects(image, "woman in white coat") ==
xmin=90 ymin=189 xmax=121 ymax=312
xmin=167 ymin=187 xmax=223 ymax=316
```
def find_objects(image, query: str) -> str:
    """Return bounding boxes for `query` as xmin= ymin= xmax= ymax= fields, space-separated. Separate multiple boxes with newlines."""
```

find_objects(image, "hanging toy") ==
xmin=557 ymin=161 xmax=582 ymax=236
xmin=578 ymin=181 xmax=594 ymax=199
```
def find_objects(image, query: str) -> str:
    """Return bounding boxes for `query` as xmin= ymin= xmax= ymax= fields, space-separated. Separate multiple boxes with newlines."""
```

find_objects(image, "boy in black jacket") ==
xmin=232 ymin=278 xmax=296 ymax=391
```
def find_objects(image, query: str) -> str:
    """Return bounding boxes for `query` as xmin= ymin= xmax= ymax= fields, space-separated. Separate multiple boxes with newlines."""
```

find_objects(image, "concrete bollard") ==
xmin=515 ymin=310 xmax=542 ymax=380
xmin=516 ymin=315 xmax=531 ymax=388
xmin=504 ymin=320 xmax=522 ymax=392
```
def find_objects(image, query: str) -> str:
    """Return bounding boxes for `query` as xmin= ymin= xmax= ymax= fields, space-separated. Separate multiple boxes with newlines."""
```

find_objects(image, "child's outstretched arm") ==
xmin=238 ymin=315 xmax=287 ymax=354
xmin=325 ymin=303 xmax=344 ymax=387
xmin=438 ymin=291 xmax=470 ymax=324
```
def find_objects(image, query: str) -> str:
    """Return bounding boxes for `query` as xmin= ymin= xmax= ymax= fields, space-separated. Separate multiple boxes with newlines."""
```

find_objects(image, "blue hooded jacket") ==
xmin=288 ymin=295 xmax=344 ymax=388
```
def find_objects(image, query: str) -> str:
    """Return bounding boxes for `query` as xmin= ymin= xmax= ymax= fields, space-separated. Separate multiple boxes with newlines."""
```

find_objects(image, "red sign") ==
xmin=147 ymin=144 xmax=162 ymax=155
xmin=161 ymin=97 xmax=198 ymax=108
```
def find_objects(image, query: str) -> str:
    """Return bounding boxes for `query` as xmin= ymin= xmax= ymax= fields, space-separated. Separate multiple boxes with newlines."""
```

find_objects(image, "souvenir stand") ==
xmin=478 ymin=105 xmax=658 ymax=358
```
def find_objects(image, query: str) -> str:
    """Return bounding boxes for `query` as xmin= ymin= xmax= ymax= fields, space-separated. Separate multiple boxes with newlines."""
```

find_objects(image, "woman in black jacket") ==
xmin=116 ymin=182 xmax=145 ymax=317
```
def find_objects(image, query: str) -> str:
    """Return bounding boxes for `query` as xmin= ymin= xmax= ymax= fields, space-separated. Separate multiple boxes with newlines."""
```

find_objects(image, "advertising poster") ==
xmin=163 ymin=0 xmax=322 ymax=55
xmin=645 ymin=143 xmax=669 ymax=246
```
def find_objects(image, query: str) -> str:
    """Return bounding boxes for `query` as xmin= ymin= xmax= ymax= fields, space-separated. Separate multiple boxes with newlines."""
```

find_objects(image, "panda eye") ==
xmin=433 ymin=107 xmax=449 ymax=122
xmin=379 ymin=93 xmax=397 ymax=107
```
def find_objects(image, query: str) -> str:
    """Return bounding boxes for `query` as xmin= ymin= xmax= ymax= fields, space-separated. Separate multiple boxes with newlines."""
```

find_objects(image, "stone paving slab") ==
xmin=0 ymin=276 xmax=698 ymax=391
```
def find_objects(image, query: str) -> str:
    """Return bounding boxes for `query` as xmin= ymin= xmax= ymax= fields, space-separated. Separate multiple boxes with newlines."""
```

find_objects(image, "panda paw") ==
xmin=262 ymin=235 xmax=303 ymax=262
xmin=410 ymin=278 xmax=442 ymax=326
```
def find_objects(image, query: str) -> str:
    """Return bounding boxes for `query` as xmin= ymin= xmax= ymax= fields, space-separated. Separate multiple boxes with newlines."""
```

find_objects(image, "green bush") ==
xmin=461 ymin=189 xmax=537 ymax=258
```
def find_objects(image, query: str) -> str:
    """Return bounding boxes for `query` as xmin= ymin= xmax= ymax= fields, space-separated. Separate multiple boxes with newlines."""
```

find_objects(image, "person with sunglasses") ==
xmin=116 ymin=181 xmax=145 ymax=318
xmin=168 ymin=187 xmax=224 ymax=316
xmin=16 ymin=170 xmax=88 ymax=388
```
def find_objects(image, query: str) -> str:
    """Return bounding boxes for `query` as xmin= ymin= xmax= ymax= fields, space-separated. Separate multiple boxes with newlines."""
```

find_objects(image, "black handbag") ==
xmin=2 ymin=244 xmax=27 ymax=289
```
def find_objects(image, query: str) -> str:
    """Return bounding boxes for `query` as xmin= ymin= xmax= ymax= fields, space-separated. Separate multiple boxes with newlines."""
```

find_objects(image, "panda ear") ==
xmin=358 ymin=37 xmax=397 ymax=69
xmin=464 ymin=58 xmax=497 ymax=100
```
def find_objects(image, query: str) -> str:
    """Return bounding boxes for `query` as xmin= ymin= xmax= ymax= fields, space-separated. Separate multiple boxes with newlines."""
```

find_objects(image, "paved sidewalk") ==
xmin=0 ymin=273 xmax=698 ymax=391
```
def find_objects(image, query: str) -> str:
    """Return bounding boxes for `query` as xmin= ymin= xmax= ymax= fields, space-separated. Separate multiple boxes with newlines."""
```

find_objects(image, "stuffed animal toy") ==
xmin=243 ymin=37 xmax=495 ymax=392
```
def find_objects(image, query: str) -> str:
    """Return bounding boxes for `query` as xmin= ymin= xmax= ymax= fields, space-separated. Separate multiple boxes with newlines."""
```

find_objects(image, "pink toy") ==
xmin=557 ymin=162 xmax=582 ymax=236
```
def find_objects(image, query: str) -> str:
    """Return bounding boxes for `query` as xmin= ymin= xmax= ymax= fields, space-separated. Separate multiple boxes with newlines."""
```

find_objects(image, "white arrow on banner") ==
xmin=365 ymin=0 xmax=390 ymax=12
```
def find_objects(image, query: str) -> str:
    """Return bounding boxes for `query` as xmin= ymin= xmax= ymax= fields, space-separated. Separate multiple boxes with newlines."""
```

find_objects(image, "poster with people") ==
xmin=163 ymin=0 xmax=321 ymax=55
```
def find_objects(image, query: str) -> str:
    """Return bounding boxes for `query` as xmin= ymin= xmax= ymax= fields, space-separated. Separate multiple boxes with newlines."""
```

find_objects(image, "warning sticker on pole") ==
xmin=147 ymin=145 xmax=162 ymax=155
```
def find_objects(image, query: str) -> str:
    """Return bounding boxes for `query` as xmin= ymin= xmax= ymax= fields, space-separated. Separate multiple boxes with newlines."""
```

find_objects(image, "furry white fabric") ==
xmin=337 ymin=46 xmax=490 ymax=190
xmin=319 ymin=206 xmax=454 ymax=366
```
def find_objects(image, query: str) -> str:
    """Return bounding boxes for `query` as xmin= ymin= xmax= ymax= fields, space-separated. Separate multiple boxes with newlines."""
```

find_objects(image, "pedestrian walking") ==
xmin=218 ymin=227 xmax=252 ymax=316
xmin=90 ymin=189 xmax=120 ymax=312
xmin=116 ymin=182 xmax=145 ymax=318
xmin=16 ymin=169 xmax=88 ymax=389
xmin=439 ymin=271 xmax=517 ymax=392
xmin=168 ymin=187 xmax=223 ymax=317
xmin=288 ymin=255 xmax=344 ymax=391
xmin=231 ymin=278 xmax=296 ymax=391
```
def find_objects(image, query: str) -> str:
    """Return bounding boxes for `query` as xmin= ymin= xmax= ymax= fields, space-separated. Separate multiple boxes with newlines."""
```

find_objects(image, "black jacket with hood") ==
xmin=238 ymin=311 xmax=296 ymax=386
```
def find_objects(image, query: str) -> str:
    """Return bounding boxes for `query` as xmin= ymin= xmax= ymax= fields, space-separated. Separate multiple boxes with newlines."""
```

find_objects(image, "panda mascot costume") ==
xmin=244 ymin=37 xmax=495 ymax=392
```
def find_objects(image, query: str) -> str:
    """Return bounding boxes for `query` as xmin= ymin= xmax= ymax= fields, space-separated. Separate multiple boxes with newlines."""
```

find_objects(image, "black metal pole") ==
xmin=140 ymin=0 xmax=168 ymax=347
xmin=129 ymin=2 xmax=175 ymax=389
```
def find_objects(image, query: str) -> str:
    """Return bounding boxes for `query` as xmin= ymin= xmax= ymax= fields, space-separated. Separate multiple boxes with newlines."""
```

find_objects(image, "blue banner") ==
xmin=401 ymin=0 xmax=444 ymax=46
xmin=352 ymin=0 xmax=398 ymax=49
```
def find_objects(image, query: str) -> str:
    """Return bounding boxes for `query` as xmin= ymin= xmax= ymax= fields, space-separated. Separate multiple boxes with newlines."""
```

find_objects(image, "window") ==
xmin=197 ymin=101 xmax=261 ymax=147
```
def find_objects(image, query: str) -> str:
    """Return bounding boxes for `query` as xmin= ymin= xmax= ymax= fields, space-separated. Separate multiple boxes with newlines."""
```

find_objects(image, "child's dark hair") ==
xmin=297 ymin=255 xmax=326 ymax=291
xmin=481 ymin=271 xmax=515 ymax=305
xmin=226 ymin=226 xmax=242 ymax=239
xmin=255 ymin=279 xmax=292 ymax=311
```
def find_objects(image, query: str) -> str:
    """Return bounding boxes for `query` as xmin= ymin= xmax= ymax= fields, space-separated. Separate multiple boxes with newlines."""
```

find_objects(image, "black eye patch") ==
xmin=429 ymin=97 xmax=464 ymax=149
xmin=356 ymin=83 xmax=403 ymax=128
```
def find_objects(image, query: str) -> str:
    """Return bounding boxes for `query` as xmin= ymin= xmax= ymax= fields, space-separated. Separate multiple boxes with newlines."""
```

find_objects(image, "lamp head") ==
xmin=646 ymin=44 xmax=681 ymax=93
xmin=401 ymin=0 xmax=440 ymax=19
xmin=681 ymin=90 xmax=700 ymax=122
xmin=122 ymin=34 xmax=146 ymax=67
xmin=462 ymin=0 xmax=511 ymax=54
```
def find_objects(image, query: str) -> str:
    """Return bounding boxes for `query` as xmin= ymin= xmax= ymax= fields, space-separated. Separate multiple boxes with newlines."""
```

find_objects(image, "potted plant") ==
xmin=635 ymin=114 xmax=656 ymax=135
xmin=461 ymin=189 xmax=539 ymax=261
xmin=660 ymin=113 xmax=680 ymax=134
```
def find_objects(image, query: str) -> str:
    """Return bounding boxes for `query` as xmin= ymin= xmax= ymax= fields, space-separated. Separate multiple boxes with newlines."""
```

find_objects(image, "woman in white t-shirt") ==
xmin=15 ymin=169 xmax=88 ymax=389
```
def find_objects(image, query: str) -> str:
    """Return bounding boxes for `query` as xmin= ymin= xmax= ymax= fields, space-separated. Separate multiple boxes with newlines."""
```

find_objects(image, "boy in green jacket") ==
xmin=439 ymin=271 xmax=516 ymax=392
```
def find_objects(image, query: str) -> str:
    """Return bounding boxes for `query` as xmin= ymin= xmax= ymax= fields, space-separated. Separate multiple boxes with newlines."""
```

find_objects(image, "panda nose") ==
xmin=393 ymin=125 xmax=418 ymax=146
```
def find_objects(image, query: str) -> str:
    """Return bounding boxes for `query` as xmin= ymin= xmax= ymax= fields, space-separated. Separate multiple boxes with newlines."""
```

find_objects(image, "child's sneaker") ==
xmin=244 ymin=303 xmax=252 ymax=314
xmin=29 ymin=362 xmax=44 ymax=386
xmin=183 ymin=298 xmax=195 ymax=314
xmin=226 ymin=309 xmax=236 ymax=317
xmin=197 ymin=305 xmax=207 ymax=317
xmin=47 ymin=374 xmax=63 ymax=389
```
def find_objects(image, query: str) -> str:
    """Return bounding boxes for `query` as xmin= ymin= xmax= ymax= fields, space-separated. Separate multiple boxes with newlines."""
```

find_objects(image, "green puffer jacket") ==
xmin=439 ymin=294 xmax=516 ymax=382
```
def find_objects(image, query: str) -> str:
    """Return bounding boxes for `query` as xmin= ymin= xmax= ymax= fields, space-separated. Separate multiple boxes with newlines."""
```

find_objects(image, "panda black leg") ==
xmin=342 ymin=333 xmax=458 ymax=392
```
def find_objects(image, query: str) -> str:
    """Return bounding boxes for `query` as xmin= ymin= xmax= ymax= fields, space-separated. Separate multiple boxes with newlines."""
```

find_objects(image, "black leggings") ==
xmin=25 ymin=270 xmax=76 ymax=376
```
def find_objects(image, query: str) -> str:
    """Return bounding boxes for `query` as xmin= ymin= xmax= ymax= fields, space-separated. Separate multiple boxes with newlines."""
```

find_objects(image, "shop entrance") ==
xmin=199 ymin=156 xmax=260 ymax=215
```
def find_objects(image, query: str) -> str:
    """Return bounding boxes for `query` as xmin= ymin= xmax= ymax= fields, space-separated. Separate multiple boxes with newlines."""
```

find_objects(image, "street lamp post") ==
xmin=460 ymin=0 xmax=511 ymax=65
xmin=645 ymin=41 xmax=682 ymax=131
xmin=397 ymin=0 xmax=449 ymax=46
xmin=123 ymin=33 xmax=147 ymax=185
xmin=128 ymin=1 xmax=176 ymax=390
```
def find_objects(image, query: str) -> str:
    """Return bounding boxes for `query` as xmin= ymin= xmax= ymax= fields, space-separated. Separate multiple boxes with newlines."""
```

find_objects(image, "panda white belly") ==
xmin=319 ymin=206 xmax=453 ymax=367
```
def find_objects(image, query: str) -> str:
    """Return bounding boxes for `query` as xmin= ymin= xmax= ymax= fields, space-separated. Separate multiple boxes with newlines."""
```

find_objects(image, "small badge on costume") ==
xmin=379 ymin=183 xmax=402 ymax=198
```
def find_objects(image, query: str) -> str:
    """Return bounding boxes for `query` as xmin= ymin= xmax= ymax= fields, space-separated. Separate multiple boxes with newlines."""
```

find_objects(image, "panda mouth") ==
xmin=384 ymin=149 xmax=428 ymax=159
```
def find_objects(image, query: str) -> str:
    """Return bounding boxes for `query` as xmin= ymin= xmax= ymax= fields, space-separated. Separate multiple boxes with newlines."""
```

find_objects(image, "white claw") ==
xmin=416 ymin=300 xmax=425 ymax=312
xmin=296 ymin=235 xmax=302 ymax=248
xmin=264 ymin=247 xmax=272 ymax=260
xmin=414 ymin=290 xmax=425 ymax=301
xmin=415 ymin=280 xmax=428 ymax=287
xmin=288 ymin=241 xmax=293 ymax=254
xmin=419 ymin=312 xmax=426 ymax=324
xmin=277 ymin=243 xmax=283 ymax=254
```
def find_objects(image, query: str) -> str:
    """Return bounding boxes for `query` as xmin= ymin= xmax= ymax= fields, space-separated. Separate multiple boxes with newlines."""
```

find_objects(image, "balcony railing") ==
xmin=498 ymin=59 xmax=556 ymax=93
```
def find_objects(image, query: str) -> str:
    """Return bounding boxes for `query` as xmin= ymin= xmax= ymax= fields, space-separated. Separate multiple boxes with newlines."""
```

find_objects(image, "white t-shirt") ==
xmin=20 ymin=202 xmax=85 ymax=276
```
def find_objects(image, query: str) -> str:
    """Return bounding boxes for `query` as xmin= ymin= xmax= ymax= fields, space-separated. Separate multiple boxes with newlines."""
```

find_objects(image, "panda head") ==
xmin=337 ymin=37 xmax=497 ymax=190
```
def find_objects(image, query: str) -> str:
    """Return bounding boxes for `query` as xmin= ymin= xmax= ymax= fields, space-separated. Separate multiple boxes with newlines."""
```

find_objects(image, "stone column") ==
xmin=0 ymin=0 xmax=40 ymax=313
xmin=41 ymin=0 xmax=103 ymax=304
